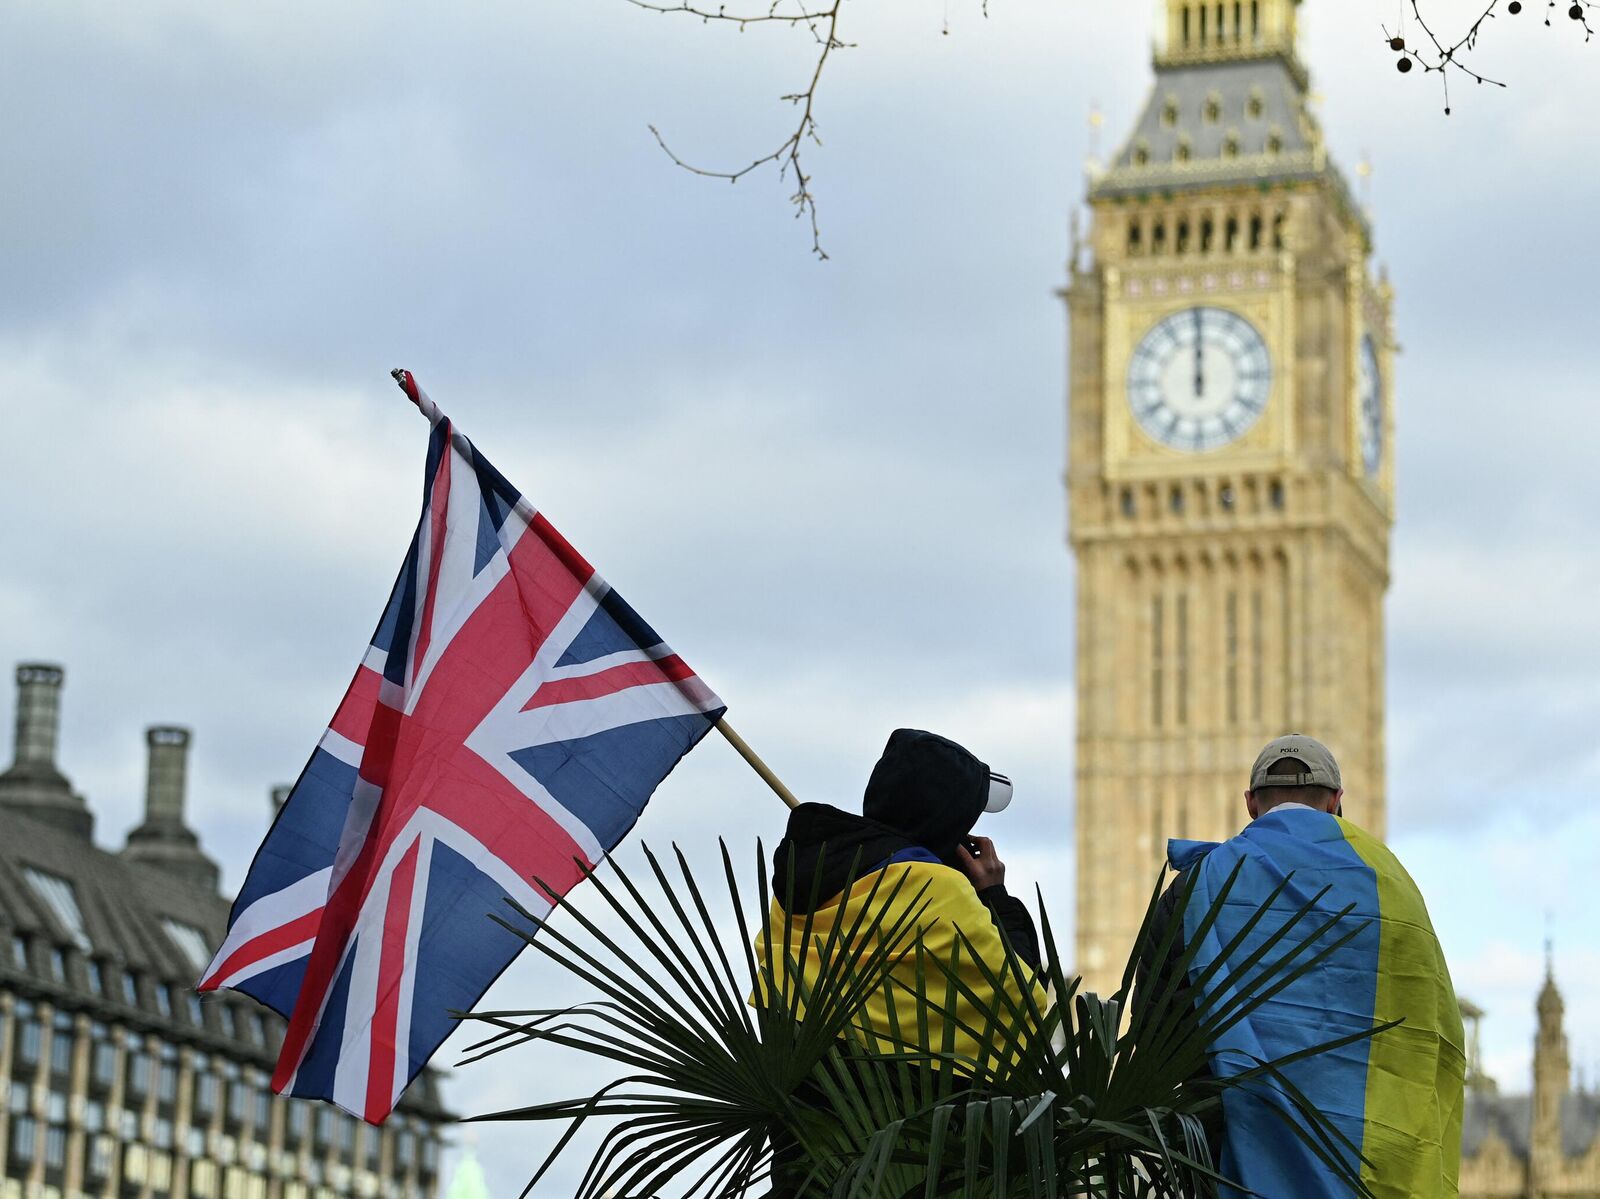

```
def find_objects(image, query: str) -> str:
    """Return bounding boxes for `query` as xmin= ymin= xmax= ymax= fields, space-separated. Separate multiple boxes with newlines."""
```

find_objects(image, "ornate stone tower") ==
xmin=1064 ymin=0 xmax=1395 ymax=994
xmin=1530 ymin=948 xmax=1571 ymax=1194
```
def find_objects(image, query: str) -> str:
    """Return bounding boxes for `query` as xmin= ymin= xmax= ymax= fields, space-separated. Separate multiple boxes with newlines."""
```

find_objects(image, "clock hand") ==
xmin=1193 ymin=309 xmax=1205 ymax=398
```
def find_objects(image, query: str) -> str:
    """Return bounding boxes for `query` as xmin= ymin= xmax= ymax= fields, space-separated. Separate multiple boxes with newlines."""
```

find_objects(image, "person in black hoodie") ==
xmin=756 ymin=729 xmax=1045 ymax=1195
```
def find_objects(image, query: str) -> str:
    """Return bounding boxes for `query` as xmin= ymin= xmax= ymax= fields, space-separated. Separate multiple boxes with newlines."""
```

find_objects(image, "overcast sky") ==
xmin=4 ymin=0 xmax=1599 ymax=1192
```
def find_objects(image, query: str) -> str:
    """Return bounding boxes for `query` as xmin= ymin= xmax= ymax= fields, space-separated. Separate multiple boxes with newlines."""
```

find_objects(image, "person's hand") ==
xmin=955 ymin=836 xmax=1006 ymax=891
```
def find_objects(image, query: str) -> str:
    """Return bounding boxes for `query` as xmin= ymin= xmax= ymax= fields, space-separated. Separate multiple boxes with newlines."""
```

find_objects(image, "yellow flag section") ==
xmin=1340 ymin=819 xmax=1467 ymax=1199
xmin=754 ymin=860 xmax=1046 ymax=1071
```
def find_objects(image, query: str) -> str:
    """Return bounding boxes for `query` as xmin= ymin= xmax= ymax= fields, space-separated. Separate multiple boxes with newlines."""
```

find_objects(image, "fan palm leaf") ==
xmin=460 ymin=841 xmax=1389 ymax=1198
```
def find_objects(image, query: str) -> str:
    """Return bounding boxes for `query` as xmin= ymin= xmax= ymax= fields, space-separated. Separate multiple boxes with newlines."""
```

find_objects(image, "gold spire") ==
xmin=1157 ymin=0 xmax=1302 ymax=67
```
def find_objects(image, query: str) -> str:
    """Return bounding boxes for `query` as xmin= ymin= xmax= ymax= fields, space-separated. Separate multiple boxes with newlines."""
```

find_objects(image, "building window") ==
xmin=421 ymin=1136 xmax=437 ymax=1172
xmin=49 ymin=1012 xmax=74 ymax=1075
xmin=228 ymin=1079 xmax=248 ymax=1123
xmin=288 ymin=1101 xmax=309 ymax=1143
xmin=46 ymin=1123 xmax=68 ymax=1168
xmin=1269 ymin=479 xmax=1285 ymax=509
xmin=121 ymin=1107 xmax=141 ymax=1140
xmin=1226 ymin=590 xmax=1241 ymax=725
xmin=124 ymin=970 xmax=141 ymax=1006
xmin=252 ymin=1013 xmax=269 ymax=1044
xmin=1204 ymin=94 xmax=1222 ymax=123
xmin=157 ymin=983 xmax=174 ymax=1019
xmin=11 ymin=1114 xmax=37 ymax=1162
xmin=18 ymin=1007 xmax=42 ymax=1065
xmin=1151 ymin=595 xmax=1166 ymax=729
xmin=154 ymin=1116 xmax=174 ymax=1150
xmin=219 ymin=1005 xmax=237 ymax=1038
xmin=254 ymin=1087 xmax=270 ymax=1129
xmin=189 ymin=994 xmax=205 ymax=1025
xmin=50 ymin=947 xmax=68 ymax=982
xmin=46 ymin=1090 xmax=67 ymax=1123
xmin=8 ymin=1081 xmax=29 ymax=1114
xmin=86 ymin=1098 xmax=107 ymax=1132
xmin=192 ymin=1161 xmax=218 ymax=1198
xmin=93 ymin=1040 xmax=117 ymax=1088
xmin=129 ymin=1049 xmax=153 ymax=1097
xmin=336 ymin=1113 xmax=356 ymax=1153
xmin=22 ymin=866 xmax=92 ymax=950
xmin=1251 ymin=589 xmax=1265 ymax=720
xmin=1176 ymin=594 xmax=1190 ymax=726
xmin=395 ymin=1130 xmax=414 ymax=1167
xmin=196 ymin=1073 xmax=219 ymax=1118
xmin=160 ymin=1061 xmax=179 ymax=1103
xmin=87 ymin=958 xmax=105 ymax=996
xmin=315 ymin=1106 xmax=333 ymax=1145
xmin=12 ymin=932 xmax=28 ymax=969
xmin=161 ymin=920 xmax=214 ymax=973
xmin=90 ymin=1133 xmax=115 ymax=1180
xmin=1247 ymin=89 xmax=1265 ymax=120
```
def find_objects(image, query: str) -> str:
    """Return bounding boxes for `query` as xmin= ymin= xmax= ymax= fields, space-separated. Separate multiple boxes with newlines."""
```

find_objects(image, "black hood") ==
xmin=861 ymin=729 xmax=991 ymax=866
xmin=770 ymin=803 xmax=918 ymax=915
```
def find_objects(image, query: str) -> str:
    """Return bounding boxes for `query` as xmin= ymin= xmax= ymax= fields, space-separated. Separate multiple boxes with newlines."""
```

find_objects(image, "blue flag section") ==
xmin=200 ymin=372 xmax=726 ymax=1122
xmin=1170 ymin=808 xmax=1466 ymax=1199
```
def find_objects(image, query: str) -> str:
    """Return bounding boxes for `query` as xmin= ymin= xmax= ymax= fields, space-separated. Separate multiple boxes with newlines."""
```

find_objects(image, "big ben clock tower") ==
xmin=1065 ymin=0 xmax=1395 ymax=996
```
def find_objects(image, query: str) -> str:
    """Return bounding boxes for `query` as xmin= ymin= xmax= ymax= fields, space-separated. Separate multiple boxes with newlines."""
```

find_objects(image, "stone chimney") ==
xmin=0 ymin=662 xmax=93 ymax=838
xmin=122 ymin=726 xmax=220 ymax=892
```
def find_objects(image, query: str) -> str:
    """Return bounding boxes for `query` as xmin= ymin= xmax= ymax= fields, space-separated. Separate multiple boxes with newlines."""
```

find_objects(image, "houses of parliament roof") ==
xmin=0 ymin=661 xmax=448 ymax=1124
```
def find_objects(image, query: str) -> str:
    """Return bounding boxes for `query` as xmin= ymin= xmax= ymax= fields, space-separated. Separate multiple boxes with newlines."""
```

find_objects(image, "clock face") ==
xmin=1127 ymin=307 xmax=1272 ymax=452
xmin=1358 ymin=333 xmax=1383 ymax=477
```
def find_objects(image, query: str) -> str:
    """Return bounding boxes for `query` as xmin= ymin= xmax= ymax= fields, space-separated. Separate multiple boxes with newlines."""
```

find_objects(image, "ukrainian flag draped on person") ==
xmin=1171 ymin=808 xmax=1466 ymax=1198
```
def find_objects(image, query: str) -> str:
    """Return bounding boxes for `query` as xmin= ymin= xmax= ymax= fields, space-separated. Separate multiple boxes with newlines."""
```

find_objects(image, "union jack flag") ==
xmin=198 ymin=371 xmax=726 ymax=1122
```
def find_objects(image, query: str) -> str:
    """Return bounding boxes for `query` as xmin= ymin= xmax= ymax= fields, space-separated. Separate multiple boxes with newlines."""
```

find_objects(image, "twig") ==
xmin=1388 ymin=0 xmax=1593 ymax=113
xmin=635 ymin=0 xmax=846 ymax=259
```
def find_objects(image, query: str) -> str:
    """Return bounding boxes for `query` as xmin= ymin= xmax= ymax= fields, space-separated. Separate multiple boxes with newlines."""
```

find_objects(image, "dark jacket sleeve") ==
xmin=1134 ymin=870 xmax=1223 ymax=1143
xmin=977 ymin=885 xmax=1041 ymax=972
xmin=1136 ymin=872 xmax=1189 ymax=1008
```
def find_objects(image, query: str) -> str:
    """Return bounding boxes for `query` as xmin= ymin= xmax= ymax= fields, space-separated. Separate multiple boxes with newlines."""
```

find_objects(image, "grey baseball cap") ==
xmin=1249 ymin=734 xmax=1343 ymax=792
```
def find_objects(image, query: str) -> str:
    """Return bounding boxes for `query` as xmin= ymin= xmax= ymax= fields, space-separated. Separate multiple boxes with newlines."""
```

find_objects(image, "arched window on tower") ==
xmin=1225 ymin=589 xmax=1241 ymax=725
xmin=1225 ymin=215 xmax=1240 ymax=252
xmin=1176 ymin=593 xmax=1190 ymax=726
xmin=1151 ymin=595 xmax=1166 ymax=729
xmin=1176 ymin=218 xmax=1191 ymax=255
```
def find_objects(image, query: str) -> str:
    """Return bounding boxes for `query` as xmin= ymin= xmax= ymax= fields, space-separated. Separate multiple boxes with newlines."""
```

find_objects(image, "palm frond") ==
xmin=462 ymin=840 xmax=1393 ymax=1198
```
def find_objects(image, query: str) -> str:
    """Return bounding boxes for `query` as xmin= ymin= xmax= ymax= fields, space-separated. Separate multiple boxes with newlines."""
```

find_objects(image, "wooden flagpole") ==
xmin=715 ymin=720 xmax=801 ymax=811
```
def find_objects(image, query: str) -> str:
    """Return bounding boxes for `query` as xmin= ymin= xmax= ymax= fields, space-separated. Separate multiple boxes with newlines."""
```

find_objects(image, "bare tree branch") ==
xmin=635 ymin=0 xmax=849 ymax=259
xmin=1388 ymin=0 xmax=1594 ymax=114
